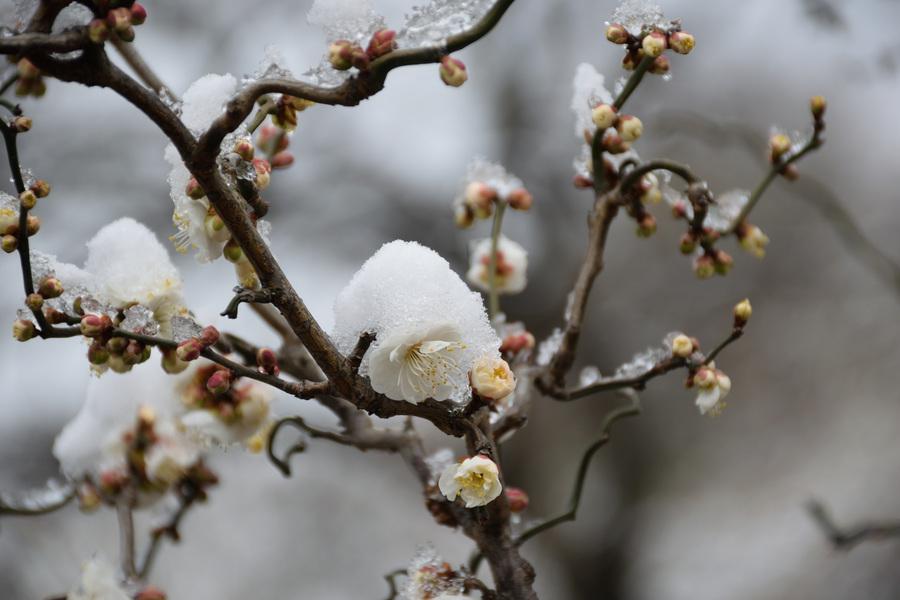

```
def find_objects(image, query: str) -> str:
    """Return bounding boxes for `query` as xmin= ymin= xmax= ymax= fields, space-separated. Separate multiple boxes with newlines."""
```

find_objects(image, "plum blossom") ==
xmin=693 ymin=362 xmax=732 ymax=416
xmin=466 ymin=236 xmax=527 ymax=295
xmin=470 ymin=355 xmax=516 ymax=401
xmin=67 ymin=556 xmax=129 ymax=600
xmin=439 ymin=455 xmax=502 ymax=508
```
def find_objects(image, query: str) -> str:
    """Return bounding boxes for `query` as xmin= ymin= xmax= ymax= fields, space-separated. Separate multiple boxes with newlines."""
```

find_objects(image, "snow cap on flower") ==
xmin=333 ymin=241 xmax=501 ymax=404
xmin=68 ymin=556 xmax=130 ymax=600
xmin=466 ymin=235 xmax=527 ymax=295
xmin=439 ymin=455 xmax=503 ymax=508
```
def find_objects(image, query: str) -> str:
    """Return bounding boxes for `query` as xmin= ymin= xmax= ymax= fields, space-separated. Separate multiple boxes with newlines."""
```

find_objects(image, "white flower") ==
xmin=368 ymin=323 xmax=466 ymax=404
xmin=439 ymin=455 xmax=502 ymax=508
xmin=84 ymin=217 xmax=187 ymax=335
xmin=466 ymin=236 xmax=527 ymax=295
xmin=470 ymin=355 xmax=516 ymax=400
xmin=144 ymin=418 xmax=200 ymax=486
xmin=333 ymin=240 xmax=501 ymax=405
xmin=693 ymin=363 xmax=732 ymax=416
xmin=68 ymin=556 xmax=129 ymax=600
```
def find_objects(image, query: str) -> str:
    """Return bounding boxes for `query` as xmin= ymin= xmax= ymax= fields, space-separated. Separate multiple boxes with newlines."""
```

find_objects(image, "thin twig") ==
xmin=806 ymin=500 xmax=900 ymax=550
xmin=220 ymin=286 xmax=276 ymax=320
xmin=487 ymin=201 xmax=507 ymax=321
xmin=110 ymin=37 xmax=175 ymax=100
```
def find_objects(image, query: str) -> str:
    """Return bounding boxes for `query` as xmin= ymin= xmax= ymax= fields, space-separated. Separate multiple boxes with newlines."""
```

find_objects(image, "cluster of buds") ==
xmin=592 ymin=105 xmax=644 ymax=154
xmin=691 ymin=248 xmax=733 ymax=279
xmin=271 ymin=95 xmax=313 ymax=134
xmin=174 ymin=325 xmax=220 ymax=366
xmin=439 ymin=55 xmax=468 ymax=87
xmin=88 ymin=2 xmax=148 ymax=44
xmin=82 ymin=316 xmax=154 ymax=374
xmin=179 ymin=363 xmax=261 ymax=425
xmin=328 ymin=28 xmax=397 ymax=72
xmin=1 ymin=179 xmax=49 ymax=253
xmin=14 ymin=58 xmax=45 ymax=97
xmin=454 ymin=181 xmax=533 ymax=229
xmin=256 ymin=121 xmax=296 ymax=170
xmin=605 ymin=22 xmax=695 ymax=76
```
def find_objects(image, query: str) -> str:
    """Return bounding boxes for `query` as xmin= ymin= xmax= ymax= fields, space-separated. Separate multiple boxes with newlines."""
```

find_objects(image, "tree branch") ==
xmin=806 ymin=500 xmax=900 ymax=550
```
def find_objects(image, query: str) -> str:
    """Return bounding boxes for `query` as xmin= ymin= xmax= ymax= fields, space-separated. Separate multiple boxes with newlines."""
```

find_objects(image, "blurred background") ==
xmin=1 ymin=0 xmax=899 ymax=598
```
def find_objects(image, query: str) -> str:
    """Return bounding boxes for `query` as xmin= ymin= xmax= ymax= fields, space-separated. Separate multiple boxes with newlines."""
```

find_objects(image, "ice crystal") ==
xmin=250 ymin=45 xmax=292 ymax=82
xmin=120 ymin=305 xmax=160 ymax=337
xmin=398 ymin=0 xmax=494 ymax=48
xmin=536 ymin=328 xmax=563 ymax=367
xmin=613 ymin=342 xmax=670 ymax=379
xmin=609 ymin=0 xmax=669 ymax=36
xmin=171 ymin=314 xmax=203 ymax=342
xmin=307 ymin=0 xmax=385 ymax=43
xmin=704 ymin=189 xmax=749 ymax=233
xmin=579 ymin=365 xmax=601 ymax=387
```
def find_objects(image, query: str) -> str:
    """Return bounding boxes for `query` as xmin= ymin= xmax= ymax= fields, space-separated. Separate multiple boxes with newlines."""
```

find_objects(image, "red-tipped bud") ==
xmin=713 ymin=249 xmax=733 ymax=275
xmin=38 ymin=276 xmax=64 ymax=299
xmin=30 ymin=179 xmax=51 ymax=198
xmin=80 ymin=314 xmax=111 ymax=338
xmin=122 ymin=340 xmax=145 ymax=365
xmin=199 ymin=325 xmax=220 ymax=347
xmin=19 ymin=189 xmax=37 ymax=210
xmin=107 ymin=7 xmax=131 ymax=32
xmin=636 ymin=213 xmax=657 ymax=237
xmin=13 ymin=116 xmax=32 ymax=132
xmin=44 ymin=307 xmax=67 ymax=324
xmin=679 ymin=232 xmax=697 ymax=254
xmin=439 ymin=56 xmax=468 ymax=87
xmin=668 ymin=31 xmax=695 ymax=55
xmin=649 ymin=55 xmax=670 ymax=75
xmin=256 ymin=347 xmax=280 ymax=376
xmin=88 ymin=341 xmax=110 ymax=365
xmin=464 ymin=181 xmax=497 ymax=218
xmin=505 ymin=487 xmax=529 ymax=512
xmin=641 ymin=31 xmax=667 ymax=58
xmin=329 ymin=40 xmax=356 ymax=71
xmin=206 ymin=369 xmax=233 ymax=395
xmin=12 ymin=319 xmax=35 ymax=341
xmin=506 ymin=187 xmax=533 ymax=211
xmin=605 ymin=23 xmax=629 ymax=44
xmin=233 ymin=138 xmax=255 ymax=161
xmin=185 ymin=177 xmax=205 ymax=200
xmin=366 ymin=29 xmax=397 ymax=59
xmin=500 ymin=332 xmax=535 ymax=355
xmin=88 ymin=18 xmax=109 ymax=43
xmin=98 ymin=469 xmax=126 ymax=494
xmin=130 ymin=2 xmax=148 ymax=26
xmin=176 ymin=338 xmax=203 ymax=362
xmin=270 ymin=151 xmax=294 ymax=169
xmin=601 ymin=130 xmax=629 ymax=154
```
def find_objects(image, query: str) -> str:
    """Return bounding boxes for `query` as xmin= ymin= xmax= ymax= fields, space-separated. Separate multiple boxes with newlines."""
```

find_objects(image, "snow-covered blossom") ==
xmin=439 ymin=455 xmax=502 ymax=508
xmin=693 ymin=363 xmax=731 ymax=416
xmin=470 ymin=355 xmax=516 ymax=401
xmin=367 ymin=323 xmax=467 ymax=404
xmin=144 ymin=416 xmax=201 ymax=486
xmin=67 ymin=556 xmax=129 ymax=600
xmin=85 ymin=218 xmax=186 ymax=333
xmin=401 ymin=544 xmax=466 ymax=600
xmin=177 ymin=361 xmax=272 ymax=449
xmin=333 ymin=240 xmax=501 ymax=404
xmin=452 ymin=158 xmax=529 ymax=225
xmin=466 ymin=236 xmax=527 ymax=295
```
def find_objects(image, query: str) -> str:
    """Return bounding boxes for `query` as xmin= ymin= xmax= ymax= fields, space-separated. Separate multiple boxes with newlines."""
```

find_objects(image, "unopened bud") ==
xmin=679 ymin=231 xmax=697 ymax=254
xmin=780 ymin=163 xmax=799 ymax=181
xmin=17 ymin=59 xmax=39 ymax=80
xmin=257 ymin=347 xmax=280 ymax=376
xmin=30 ymin=180 xmax=50 ymax=198
xmin=130 ymin=2 xmax=148 ymax=26
xmin=505 ymin=487 xmax=529 ymax=513
xmin=88 ymin=18 xmax=109 ymax=43
xmin=270 ymin=151 xmax=294 ymax=169
xmin=601 ymin=130 xmax=629 ymax=154
xmin=454 ymin=203 xmax=474 ymax=229
xmin=199 ymin=325 xmax=220 ymax=347
xmin=713 ymin=249 xmax=733 ymax=275
xmin=233 ymin=138 xmax=254 ymax=161
xmin=161 ymin=348 xmax=189 ymax=374
xmin=591 ymin=103 xmax=618 ymax=130
xmin=671 ymin=334 xmax=693 ymax=358
xmin=26 ymin=214 xmax=40 ymax=236
xmin=668 ymin=31 xmax=695 ymax=55
xmin=367 ymin=29 xmax=397 ymax=59
xmin=19 ymin=190 xmax=37 ymax=212
xmin=465 ymin=181 xmax=497 ymax=218
xmin=223 ymin=239 xmax=243 ymax=263
xmin=649 ymin=55 xmax=670 ymax=75
xmin=616 ymin=114 xmax=643 ymax=142
xmin=80 ymin=314 xmax=111 ymax=337
xmin=641 ymin=31 xmax=667 ymax=58
xmin=13 ymin=116 xmax=31 ymax=132
xmin=206 ymin=369 xmax=233 ymax=395
xmin=506 ymin=187 xmax=533 ymax=211
xmin=106 ymin=336 xmax=128 ymax=354
xmin=500 ymin=331 xmax=535 ymax=355
xmin=176 ymin=338 xmax=202 ymax=362
xmin=693 ymin=255 xmax=715 ymax=279
xmin=23 ymin=293 xmax=43 ymax=312
xmin=636 ymin=213 xmax=657 ymax=237
xmin=76 ymin=483 xmax=102 ymax=512
xmin=107 ymin=353 xmax=132 ymax=373
xmin=733 ymin=298 xmax=752 ymax=327
xmin=253 ymin=158 xmax=271 ymax=190
xmin=204 ymin=213 xmax=230 ymax=243
xmin=605 ymin=23 xmax=629 ymax=44
xmin=1 ymin=235 xmax=15 ymax=253
xmin=122 ymin=340 xmax=145 ymax=365
xmin=107 ymin=7 xmax=131 ymax=32
xmin=810 ymin=95 xmax=826 ymax=119
xmin=439 ymin=56 xmax=468 ymax=87
xmin=185 ymin=177 xmax=205 ymax=200
xmin=329 ymin=40 xmax=355 ymax=70
xmin=44 ymin=307 xmax=67 ymax=324
xmin=38 ymin=276 xmax=63 ymax=299
xmin=88 ymin=341 xmax=110 ymax=365
xmin=13 ymin=319 xmax=35 ymax=341
xmin=694 ymin=366 xmax=716 ymax=388
xmin=135 ymin=586 xmax=166 ymax=600
xmin=769 ymin=133 xmax=791 ymax=161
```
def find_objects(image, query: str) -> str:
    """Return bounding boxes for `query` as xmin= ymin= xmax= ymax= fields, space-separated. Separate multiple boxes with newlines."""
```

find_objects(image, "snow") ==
xmin=332 ymin=240 xmax=501 ymax=403
xmin=536 ymin=328 xmax=563 ymax=366
xmin=180 ymin=73 xmax=239 ymax=134
xmin=398 ymin=0 xmax=495 ymax=48
xmin=462 ymin=157 xmax=524 ymax=199
xmin=67 ymin=556 xmax=130 ymax=600
xmin=571 ymin=63 xmax=613 ymax=139
xmin=307 ymin=0 xmax=385 ymax=43
xmin=609 ymin=0 xmax=669 ymax=36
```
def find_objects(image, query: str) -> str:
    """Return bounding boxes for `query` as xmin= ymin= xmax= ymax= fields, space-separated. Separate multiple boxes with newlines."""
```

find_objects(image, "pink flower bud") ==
xmin=506 ymin=187 xmax=533 ymax=211
xmin=233 ymin=138 xmax=254 ymax=161
xmin=668 ymin=31 xmax=695 ymax=55
xmin=107 ymin=7 xmax=131 ymax=32
xmin=366 ymin=29 xmax=397 ymax=59
xmin=38 ymin=277 xmax=63 ymax=299
xmin=500 ymin=332 xmax=535 ymax=355
xmin=135 ymin=586 xmax=167 ymax=600
xmin=19 ymin=189 xmax=37 ymax=210
xmin=256 ymin=347 xmax=280 ymax=376
xmin=270 ymin=151 xmax=294 ymax=169
xmin=206 ymin=369 xmax=233 ymax=395
xmin=176 ymin=338 xmax=203 ymax=362
xmin=80 ymin=314 xmax=111 ymax=338
xmin=328 ymin=40 xmax=356 ymax=71
xmin=605 ymin=23 xmax=629 ymax=44
xmin=505 ymin=487 xmax=529 ymax=513
xmin=12 ymin=319 xmax=35 ymax=341
xmin=130 ymin=2 xmax=148 ymax=26
xmin=641 ymin=31 xmax=667 ymax=58
xmin=439 ymin=56 xmax=468 ymax=87
xmin=122 ymin=340 xmax=145 ymax=365
xmin=30 ymin=179 xmax=50 ymax=198
xmin=88 ymin=18 xmax=109 ymax=43
xmin=199 ymin=325 xmax=220 ymax=347
xmin=601 ymin=130 xmax=629 ymax=154
xmin=185 ymin=177 xmax=205 ymax=200
xmin=464 ymin=181 xmax=497 ymax=217
xmin=98 ymin=469 xmax=126 ymax=494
